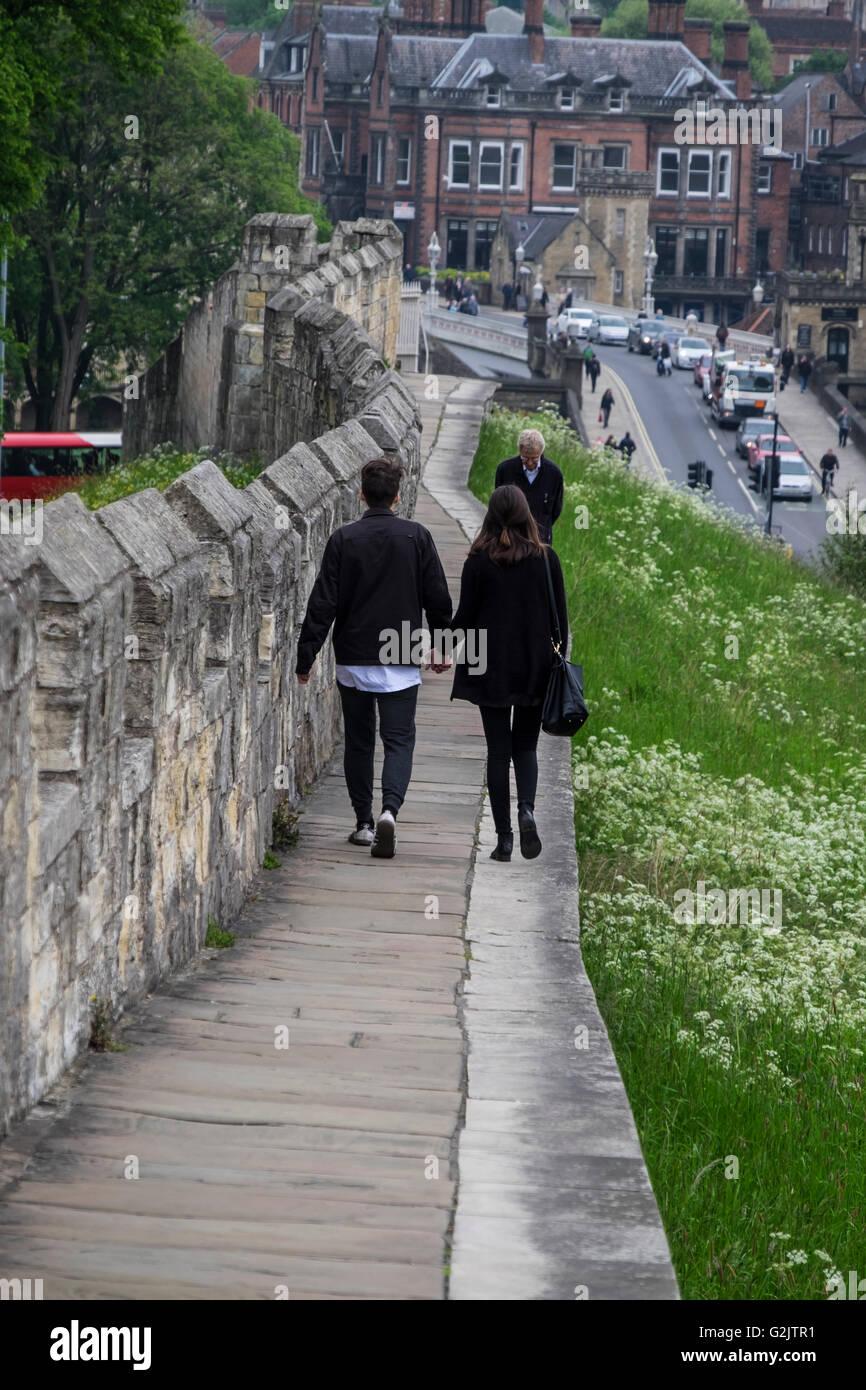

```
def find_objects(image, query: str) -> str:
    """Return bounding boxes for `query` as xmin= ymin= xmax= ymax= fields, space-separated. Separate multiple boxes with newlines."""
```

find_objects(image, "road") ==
xmin=581 ymin=343 xmax=829 ymax=561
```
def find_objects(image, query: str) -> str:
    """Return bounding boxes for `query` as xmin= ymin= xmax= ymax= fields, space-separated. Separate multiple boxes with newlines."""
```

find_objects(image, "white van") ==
xmin=710 ymin=358 xmax=777 ymax=428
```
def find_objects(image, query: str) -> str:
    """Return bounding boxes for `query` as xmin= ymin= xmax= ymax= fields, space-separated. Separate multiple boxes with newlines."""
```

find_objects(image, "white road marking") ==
xmin=708 ymin=428 xmax=718 ymax=441
xmin=726 ymin=458 xmax=736 ymax=474
xmin=737 ymin=478 xmax=759 ymax=513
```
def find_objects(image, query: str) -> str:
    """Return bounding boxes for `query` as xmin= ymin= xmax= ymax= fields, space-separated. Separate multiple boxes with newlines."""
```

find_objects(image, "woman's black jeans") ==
xmin=479 ymin=704 xmax=545 ymax=835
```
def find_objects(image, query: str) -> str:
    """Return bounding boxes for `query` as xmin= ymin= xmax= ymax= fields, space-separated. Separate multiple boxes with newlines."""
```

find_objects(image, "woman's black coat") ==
xmin=450 ymin=546 xmax=570 ymax=707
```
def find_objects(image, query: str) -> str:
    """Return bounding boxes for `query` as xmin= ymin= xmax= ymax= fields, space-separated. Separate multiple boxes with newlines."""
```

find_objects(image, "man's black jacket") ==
xmin=493 ymin=455 xmax=564 ymax=545
xmin=295 ymin=507 xmax=453 ymax=675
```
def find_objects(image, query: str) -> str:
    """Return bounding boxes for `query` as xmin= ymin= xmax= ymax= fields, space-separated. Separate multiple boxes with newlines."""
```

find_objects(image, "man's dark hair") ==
xmin=361 ymin=457 xmax=404 ymax=508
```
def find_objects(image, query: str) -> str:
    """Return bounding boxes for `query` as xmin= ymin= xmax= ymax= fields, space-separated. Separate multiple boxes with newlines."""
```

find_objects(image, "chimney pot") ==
xmin=570 ymin=12 xmax=603 ymax=38
xmin=683 ymin=16 xmax=713 ymax=64
xmin=722 ymin=19 xmax=752 ymax=102
xmin=523 ymin=0 xmax=545 ymax=63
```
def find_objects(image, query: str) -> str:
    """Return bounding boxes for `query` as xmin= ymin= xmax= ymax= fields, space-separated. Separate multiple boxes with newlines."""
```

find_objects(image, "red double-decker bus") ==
xmin=0 ymin=432 xmax=122 ymax=501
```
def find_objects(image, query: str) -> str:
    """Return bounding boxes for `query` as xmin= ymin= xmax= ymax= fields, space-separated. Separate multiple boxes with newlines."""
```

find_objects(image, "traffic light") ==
xmin=770 ymin=454 xmax=781 ymax=489
xmin=687 ymin=460 xmax=705 ymax=488
xmin=704 ymin=468 xmax=713 ymax=490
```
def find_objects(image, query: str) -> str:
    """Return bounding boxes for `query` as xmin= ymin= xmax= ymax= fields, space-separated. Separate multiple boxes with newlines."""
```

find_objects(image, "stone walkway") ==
xmin=0 ymin=374 xmax=678 ymax=1300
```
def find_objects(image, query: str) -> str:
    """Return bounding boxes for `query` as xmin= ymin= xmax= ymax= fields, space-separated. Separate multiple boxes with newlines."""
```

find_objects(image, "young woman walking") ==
xmin=451 ymin=485 xmax=569 ymax=862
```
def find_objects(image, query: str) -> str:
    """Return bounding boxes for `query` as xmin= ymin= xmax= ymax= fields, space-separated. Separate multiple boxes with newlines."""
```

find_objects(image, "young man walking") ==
xmin=296 ymin=457 xmax=452 ymax=858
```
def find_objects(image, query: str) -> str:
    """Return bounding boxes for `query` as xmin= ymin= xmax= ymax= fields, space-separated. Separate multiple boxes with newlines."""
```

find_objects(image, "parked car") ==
xmin=563 ymin=308 xmax=598 ymax=340
xmin=757 ymin=452 xmax=813 ymax=502
xmin=693 ymin=352 xmax=713 ymax=390
xmin=735 ymin=415 xmax=774 ymax=459
xmin=746 ymin=431 xmax=796 ymax=478
xmin=627 ymin=319 xmax=667 ymax=354
xmin=672 ymin=336 xmax=712 ymax=370
xmin=590 ymin=314 xmax=629 ymax=346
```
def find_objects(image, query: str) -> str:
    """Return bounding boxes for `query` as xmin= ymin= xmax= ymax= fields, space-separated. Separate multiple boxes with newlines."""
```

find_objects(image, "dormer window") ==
xmin=487 ymin=86 xmax=501 ymax=107
xmin=289 ymin=45 xmax=302 ymax=74
xmin=561 ymin=88 xmax=574 ymax=110
xmin=609 ymin=88 xmax=624 ymax=112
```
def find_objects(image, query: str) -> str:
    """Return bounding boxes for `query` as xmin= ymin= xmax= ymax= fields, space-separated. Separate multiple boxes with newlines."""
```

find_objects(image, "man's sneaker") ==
xmin=348 ymin=821 xmax=374 ymax=846
xmin=371 ymin=810 xmax=397 ymax=859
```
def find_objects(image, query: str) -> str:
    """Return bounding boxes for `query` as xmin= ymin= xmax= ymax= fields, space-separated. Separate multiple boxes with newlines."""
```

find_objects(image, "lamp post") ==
xmin=753 ymin=279 xmax=764 ymax=308
xmin=515 ymin=240 xmax=525 ymax=311
xmin=427 ymin=231 xmax=440 ymax=313
xmin=643 ymin=237 xmax=658 ymax=318
xmin=764 ymin=408 xmax=780 ymax=538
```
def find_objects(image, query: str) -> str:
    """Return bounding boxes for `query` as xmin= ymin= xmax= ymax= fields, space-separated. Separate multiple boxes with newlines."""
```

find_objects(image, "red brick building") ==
xmin=250 ymin=0 xmax=792 ymax=322
xmin=745 ymin=0 xmax=863 ymax=82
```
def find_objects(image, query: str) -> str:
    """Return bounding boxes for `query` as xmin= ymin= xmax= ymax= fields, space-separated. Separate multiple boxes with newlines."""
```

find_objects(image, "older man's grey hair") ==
xmin=518 ymin=429 xmax=545 ymax=455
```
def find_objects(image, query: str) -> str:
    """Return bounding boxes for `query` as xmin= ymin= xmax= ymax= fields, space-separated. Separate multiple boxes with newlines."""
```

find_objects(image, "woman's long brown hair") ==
xmin=469 ymin=484 xmax=546 ymax=565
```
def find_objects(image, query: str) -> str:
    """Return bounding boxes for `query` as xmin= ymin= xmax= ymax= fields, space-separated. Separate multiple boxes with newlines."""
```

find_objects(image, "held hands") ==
xmin=425 ymin=650 xmax=452 ymax=674
xmin=297 ymin=673 xmax=311 ymax=684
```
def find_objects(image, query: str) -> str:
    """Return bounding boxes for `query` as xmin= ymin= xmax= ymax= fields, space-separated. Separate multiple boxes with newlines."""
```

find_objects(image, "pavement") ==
xmin=775 ymin=381 xmax=866 ymax=502
xmin=0 ymin=372 xmax=678 ymax=1301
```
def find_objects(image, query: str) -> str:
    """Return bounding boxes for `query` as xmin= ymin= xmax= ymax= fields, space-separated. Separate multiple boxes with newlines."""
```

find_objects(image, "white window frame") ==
xmin=687 ymin=149 xmax=712 ymax=197
xmin=396 ymin=135 xmax=411 ymax=185
xmin=808 ymin=226 xmax=814 ymax=251
xmin=561 ymin=87 xmax=575 ymax=111
xmin=609 ymin=88 xmax=624 ymax=112
xmin=811 ymin=127 xmax=829 ymax=147
xmin=552 ymin=143 xmax=578 ymax=192
xmin=757 ymin=162 xmax=772 ymax=194
xmin=828 ymin=226 xmax=833 ymax=254
xmin=717 ymin=151 xmax=732 ymax=199
xmin=509 ymin=144 xmax=525 ymax=191
xmin=486 ymin=86 xmax=501 ymax=108
xmin=792 ymin=152 xmax=803 ymax=171
xmin=818 ymin=225 xmax=824 ymax=253
xmin=603 ymin=145 xmax=627 ymax=171
xmin=478 ymin=141 xmax=504 ymax=190
xmin=448 ymin=140 xmax=471 ymax=189
xmin=657 ymin=147 xmax=680 ymax=196
xmin=307 ymin=129 xmax=319 ymax=178
xmin=613 ymin=269 xmax=624 ymax=294
xmin=615 ymin=208 xmax=625 ymax=238
xmin=374 ymin=134 xmax=384 ymax=185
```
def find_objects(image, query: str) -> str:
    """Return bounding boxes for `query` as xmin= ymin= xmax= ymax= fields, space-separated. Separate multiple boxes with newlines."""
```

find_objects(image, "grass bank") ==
xmin=65 ymin=444 xmax=261 ymax=510
xmin=469 ymin=403 xmax=866 ymax=1301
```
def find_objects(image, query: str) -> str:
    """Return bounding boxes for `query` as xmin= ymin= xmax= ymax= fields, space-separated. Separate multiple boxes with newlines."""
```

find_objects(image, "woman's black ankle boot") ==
xmin=490 ymin=833 xmax=513 ymax=862
xmin=517 ymin=804 xmax=542 ymax=859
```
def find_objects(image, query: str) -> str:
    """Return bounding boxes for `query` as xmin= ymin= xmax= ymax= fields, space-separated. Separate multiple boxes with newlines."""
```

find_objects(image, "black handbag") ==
xmin=541 ymin=549 xmax=589 ymax=737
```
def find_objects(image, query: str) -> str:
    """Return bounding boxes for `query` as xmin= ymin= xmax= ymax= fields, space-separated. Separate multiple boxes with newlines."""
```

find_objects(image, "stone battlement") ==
xmin=0 ymin=214 xmax=421 ymax=1136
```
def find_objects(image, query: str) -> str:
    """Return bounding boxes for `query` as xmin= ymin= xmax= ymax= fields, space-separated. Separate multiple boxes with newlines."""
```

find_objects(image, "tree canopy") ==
xmin=6 ymin=22 xmax=330 ymax=428
xmin=601 ymin=0 xmax=774 ymax=90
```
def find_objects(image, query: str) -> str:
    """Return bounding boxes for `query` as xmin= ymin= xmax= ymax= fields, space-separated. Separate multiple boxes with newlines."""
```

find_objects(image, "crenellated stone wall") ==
xmin=0 ymin=214 xmax=422 ymax=1136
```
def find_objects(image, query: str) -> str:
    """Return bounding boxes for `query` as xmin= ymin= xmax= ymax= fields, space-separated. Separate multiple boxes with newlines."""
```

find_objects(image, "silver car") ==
xmin=590 ymin=314 xmax=629 ymax=346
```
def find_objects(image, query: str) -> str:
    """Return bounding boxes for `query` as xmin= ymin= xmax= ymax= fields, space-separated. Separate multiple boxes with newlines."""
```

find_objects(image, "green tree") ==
xmin=8 ymin=27 xmax=330 ymax=428
xmin=222 ymin=0 xmax=288 ymax=29
xmin=601 ymin=0 xmax=773 ymax=89
xmin=776 ymin=48 xmax=848 ymax=90
xmin=819 ymin=513 xmax=866 ymax=600
xmin=0 ymin=0 xmax=185 ymax=220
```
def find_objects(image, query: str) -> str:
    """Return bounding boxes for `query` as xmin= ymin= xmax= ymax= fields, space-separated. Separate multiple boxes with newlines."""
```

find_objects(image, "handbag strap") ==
xmin=542 ymin=548 xmax=563 ymax=655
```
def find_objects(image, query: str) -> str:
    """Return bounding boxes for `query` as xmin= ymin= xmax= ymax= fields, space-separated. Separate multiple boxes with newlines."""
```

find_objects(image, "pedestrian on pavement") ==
xmin=502 ymin=281 xmax=513 ymax=311
xmin=403 ymin=262 xmax=414 ymax=284
xmin=604 ymin=434 xmax=618 ymax=449
xmin=540 ymin=285 xmax=549 ymax=310
xmin=798 ymin=354 xmax=812 ymax=393
xmin=837 ymin=406 xmax=851 ymax=447
xmin=451 ymin=485 xmax=569 ymax=864
xmin=716 ymin=322 xmax=729 ymax=350
xmin=494 ymin=428 xmax=564 ymax=547
xmin=443 ymin=274 xmax=455 ymax=305
xmin=820 ymin=446 xmax=839 ymax=497
xmin=584 ymin=342 xmax=594 ymax=366
xmin=779 ymin=345 xmax=794 ymax=390
xmin=466 ymin=292 xmax=479 ymax=316
xmin=563 ymin=288 xmax=573 ymax=311
xmin=618 ymin=431 xmax=636 ymax=467
xmin=296 ymin=457 xmax=452 ymax=859
xmin=600 ymin=387 xmax=615 ymax=428
xmin=587 ymin=354 xmax=601 ymax=393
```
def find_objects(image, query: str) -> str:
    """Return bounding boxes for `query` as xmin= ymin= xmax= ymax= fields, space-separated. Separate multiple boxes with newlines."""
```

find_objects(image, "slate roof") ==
xmin=499 ymin=210 xmax=577 ymax=260
xmin=322 ymin=5 xmax=390 ymax=37
xmin=386 ymin=34 xmax=731 ymax=97
xmin=754 ymin=12 xmax=852 ymax=43
xmin=324 ymin=35 xmax=380 ymax=84
xmin=818 ymin=127 xmax=866 ymax=164
xmin=773 ymin=71 xmax=843 ymax=113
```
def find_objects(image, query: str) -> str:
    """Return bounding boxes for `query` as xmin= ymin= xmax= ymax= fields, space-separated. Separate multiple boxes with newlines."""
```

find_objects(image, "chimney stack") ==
xmin=290 ymin=0 xmax=316 ymax=36
xmin=665 ymin=0 xmax=686 ymax=41
xmin=524 ymin=0 xmax=545 ymax=64
xmin=744 ymin=0 xmax=764 ymax=15
xmin=722 ymin=20 xmax=752 ymax=101
xmin=683 ymin=16 xmax=713 ymax=63
xmin=570 ymin=11 xmax=603 ymax=38
xmin=647 ymin=0 xmax=686 ymax=41
xmin=827 ymin=0 xmax=844 ymax=17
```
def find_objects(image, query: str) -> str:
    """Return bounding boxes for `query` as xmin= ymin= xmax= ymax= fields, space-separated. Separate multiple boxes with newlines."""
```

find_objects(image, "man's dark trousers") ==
xmin=337 ymin=682 xmax=418 ymax=822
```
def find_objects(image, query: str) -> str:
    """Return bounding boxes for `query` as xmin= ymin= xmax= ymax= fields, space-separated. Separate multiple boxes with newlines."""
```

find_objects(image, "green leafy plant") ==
xmin=262 ymin=850 xmax=281 ymax=870
xmin=205 ymin=918 xmax=235 ymax=949
xmin=272 ymin=801 xmax=302 ymax=850
xmin=89 ymin=993 xmax=127 ymax=1052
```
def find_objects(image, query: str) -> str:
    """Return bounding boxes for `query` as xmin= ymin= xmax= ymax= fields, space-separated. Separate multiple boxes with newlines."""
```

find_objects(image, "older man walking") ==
xmin=493 ymin=428 xmax=564 ymax=546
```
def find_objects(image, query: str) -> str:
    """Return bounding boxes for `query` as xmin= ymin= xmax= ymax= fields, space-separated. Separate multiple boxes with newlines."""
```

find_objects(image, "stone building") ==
xmin=243 ymin=0 xmax=791 ymax=325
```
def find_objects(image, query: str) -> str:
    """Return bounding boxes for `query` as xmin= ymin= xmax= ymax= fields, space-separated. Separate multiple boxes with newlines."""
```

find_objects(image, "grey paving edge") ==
xmin=422 ymin=378 xmax=680 ymax=1302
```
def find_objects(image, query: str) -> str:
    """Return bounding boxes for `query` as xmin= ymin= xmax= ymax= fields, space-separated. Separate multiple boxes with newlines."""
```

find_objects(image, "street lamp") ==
xmin=427 ymin=231 xmax=440 ymax=312
xmin=515 ymin=240 xmax=525 ymax=310
xmin=752 ymin=280 xmax=765 ymax=307
xmin=533 ymin=273 xmax=544 ymax=304
xmin=643 ymin=237 xmax=658 ymax=318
